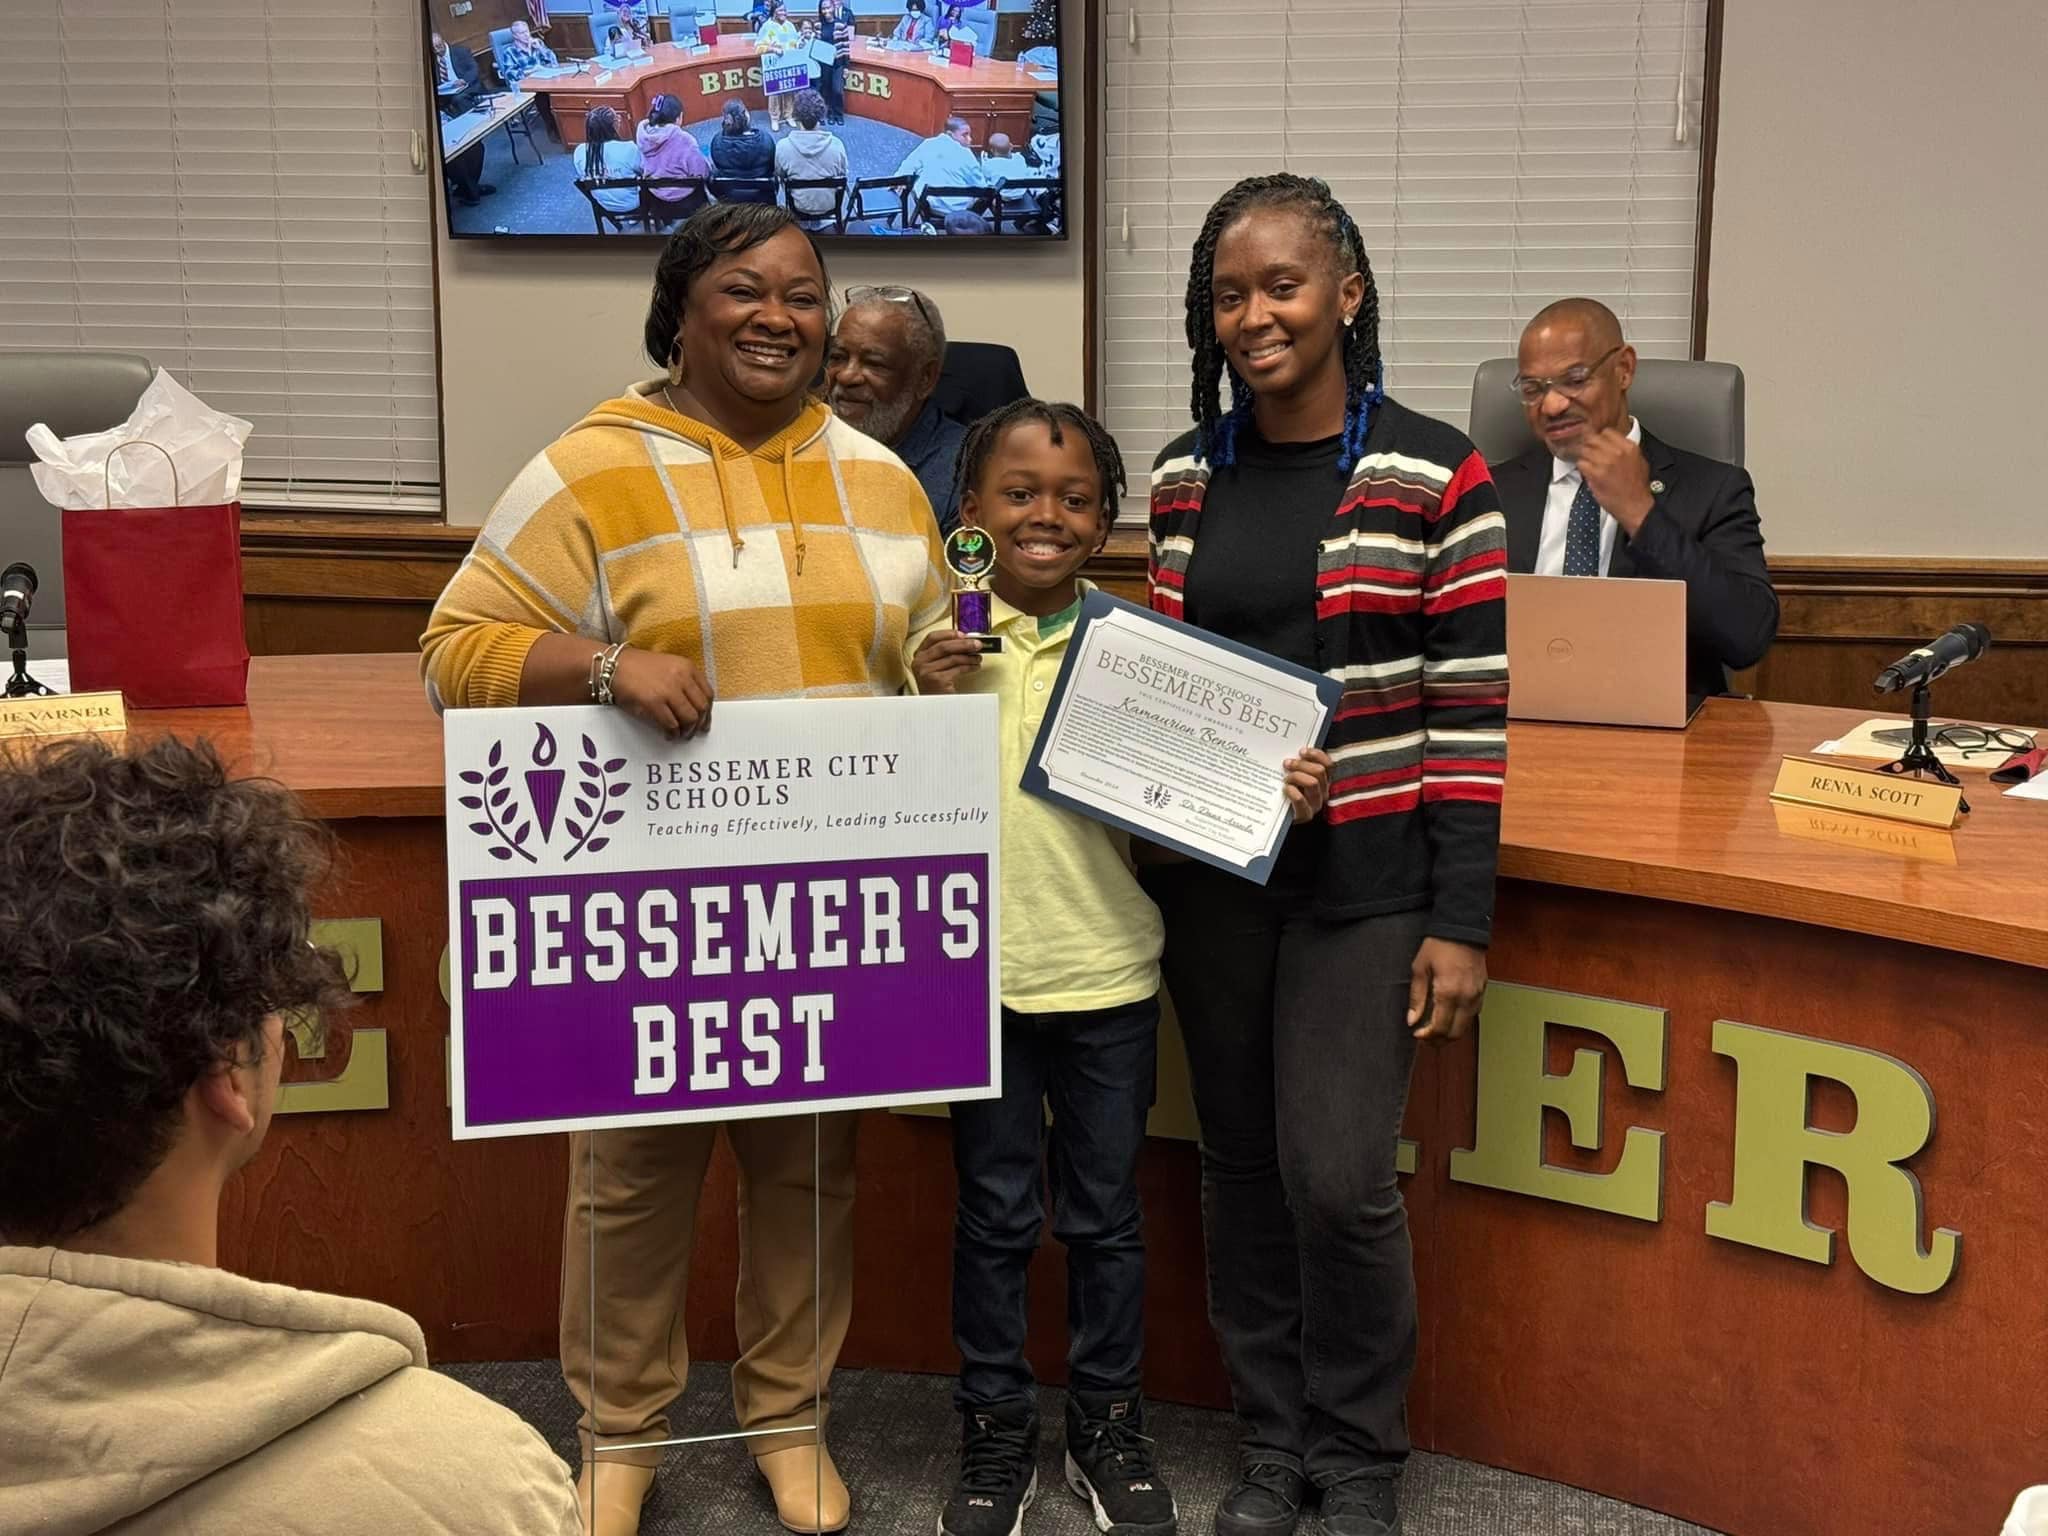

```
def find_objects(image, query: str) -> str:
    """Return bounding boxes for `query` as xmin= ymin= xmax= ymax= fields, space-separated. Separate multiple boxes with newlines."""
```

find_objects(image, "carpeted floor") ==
xmin=442 ymin=1360 xmax=1724 ymax=1535
xmin=445 ymin=105 xmax=919 ymax=238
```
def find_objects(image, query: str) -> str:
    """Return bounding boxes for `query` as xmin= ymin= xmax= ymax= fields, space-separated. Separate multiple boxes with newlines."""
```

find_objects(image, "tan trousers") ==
xmin=560 ymin=1113 xmax=857 ymax=1468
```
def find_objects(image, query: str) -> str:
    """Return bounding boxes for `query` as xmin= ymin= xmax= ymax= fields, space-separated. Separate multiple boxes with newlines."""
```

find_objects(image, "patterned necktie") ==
xmin=1561 ymin=477 xmax=1603 ymax=577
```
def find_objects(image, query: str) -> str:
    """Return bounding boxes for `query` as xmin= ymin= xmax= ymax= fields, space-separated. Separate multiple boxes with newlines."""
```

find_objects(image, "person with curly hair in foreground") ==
xmin=0 ymin=736 xmax=581 ymax=1536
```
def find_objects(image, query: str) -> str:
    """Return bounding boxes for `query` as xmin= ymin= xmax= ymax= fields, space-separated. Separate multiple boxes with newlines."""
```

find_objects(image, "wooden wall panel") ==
xmin=239 ymin=516 xmax=474 ymax=658
xmin=1732 ymin=558 xmax=2048 ymax=727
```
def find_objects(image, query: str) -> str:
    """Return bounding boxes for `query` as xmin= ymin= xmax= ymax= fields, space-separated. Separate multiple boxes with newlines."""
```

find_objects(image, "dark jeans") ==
xmin=950 ymin=997 xmax=1159 ymax=1412
xmin=1142 ymin=863 xmax=1427 ymax=1486
xmin=821 ymin=59 xmax=847 ymax=119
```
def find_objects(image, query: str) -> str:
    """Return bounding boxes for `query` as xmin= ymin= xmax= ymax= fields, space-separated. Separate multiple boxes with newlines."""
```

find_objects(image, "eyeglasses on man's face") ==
xmin=1511 ymin=345 xmax=1624 ymax=406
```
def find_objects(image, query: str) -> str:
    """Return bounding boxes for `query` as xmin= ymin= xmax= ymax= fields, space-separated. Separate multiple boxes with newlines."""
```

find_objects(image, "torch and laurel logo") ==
xmin=457 ymin=724 xmax=631 ymax=864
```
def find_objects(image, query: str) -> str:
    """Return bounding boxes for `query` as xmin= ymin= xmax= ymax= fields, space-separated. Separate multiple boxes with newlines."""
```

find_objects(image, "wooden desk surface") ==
xmin=130 ymin=654 xmax=2048 ymax=968
xmin=518 ymin=36 xmax=1056 ymax=97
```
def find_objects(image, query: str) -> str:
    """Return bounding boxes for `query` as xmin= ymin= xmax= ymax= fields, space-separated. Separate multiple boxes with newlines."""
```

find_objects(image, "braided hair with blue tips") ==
xmin=1183 ymin=173 xmax=1384 ymax=473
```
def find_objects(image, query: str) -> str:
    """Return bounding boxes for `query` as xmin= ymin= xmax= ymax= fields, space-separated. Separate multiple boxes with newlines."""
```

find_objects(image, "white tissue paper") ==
xmin=2006 ymin=1487 xmax=2048 ymax=1536
xmin=26 ymin=369 xmax=253 ymax=510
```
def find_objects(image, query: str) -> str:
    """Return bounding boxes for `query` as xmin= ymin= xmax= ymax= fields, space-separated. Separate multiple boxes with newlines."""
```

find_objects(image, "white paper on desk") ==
xmin=12 ymin=658 xmax=70 ymax=694
xmin=2005 ymin=777 xmax=2048 ymax=801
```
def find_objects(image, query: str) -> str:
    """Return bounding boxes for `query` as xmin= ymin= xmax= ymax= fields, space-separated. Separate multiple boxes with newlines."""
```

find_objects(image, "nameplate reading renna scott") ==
xmin=1769 ymin=755 xmax=1964 ymax=830
xmin=442 ymin=695 xmax=1002 ymax=1139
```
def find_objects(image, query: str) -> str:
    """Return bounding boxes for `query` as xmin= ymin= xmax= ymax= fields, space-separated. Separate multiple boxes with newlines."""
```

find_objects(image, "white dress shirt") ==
xmin=1534 ymin=415 xmax=1642 ymax=577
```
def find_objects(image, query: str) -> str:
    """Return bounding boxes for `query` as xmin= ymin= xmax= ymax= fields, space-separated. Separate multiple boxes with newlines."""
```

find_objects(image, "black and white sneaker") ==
xmin=937 ymin=1404 xmax=1038 ymax=1536
xmin=1062 ymin=1391 xmax=1178 ymax=1535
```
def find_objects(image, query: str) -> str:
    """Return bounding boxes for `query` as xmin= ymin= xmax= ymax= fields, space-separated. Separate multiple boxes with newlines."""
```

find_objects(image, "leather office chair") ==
xmin=948 ymin=4 xmax=997 ymax=55
xmin=934 ymin=342 xmax=1029 ymax=426
xmin=0 ymin=351 xmax=154 ymax=638
xmin=1466 ymin=356 xmax=1746 ymax=467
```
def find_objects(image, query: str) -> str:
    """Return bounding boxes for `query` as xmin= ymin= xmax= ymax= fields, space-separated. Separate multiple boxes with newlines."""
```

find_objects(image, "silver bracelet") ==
xmin=595 ymin=642 xmax=627 ymax=705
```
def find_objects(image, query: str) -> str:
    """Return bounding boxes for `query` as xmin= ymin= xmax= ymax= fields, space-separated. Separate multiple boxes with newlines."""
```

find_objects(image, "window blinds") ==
xmin=1101 ymin=0 xmax=1708 ymax=497
xmin=0 ymin=0 xmax=440 ymax=511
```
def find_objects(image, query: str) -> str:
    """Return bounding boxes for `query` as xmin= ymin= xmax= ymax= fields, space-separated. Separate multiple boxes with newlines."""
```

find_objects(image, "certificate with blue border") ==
xmin=1020 ymin=590 xmax=1342 ymax=883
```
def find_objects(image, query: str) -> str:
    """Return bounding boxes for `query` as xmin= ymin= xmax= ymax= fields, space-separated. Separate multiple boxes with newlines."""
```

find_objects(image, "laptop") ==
xmin=1506 ymin=573 xmax=1704 ymax=729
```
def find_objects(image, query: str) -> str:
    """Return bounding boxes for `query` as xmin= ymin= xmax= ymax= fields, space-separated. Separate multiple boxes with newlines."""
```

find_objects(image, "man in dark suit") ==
xmin=429 ymin=32 xmax=495 ymax=208
xmin=1492 ymin=297 xmax=1778 ymax=698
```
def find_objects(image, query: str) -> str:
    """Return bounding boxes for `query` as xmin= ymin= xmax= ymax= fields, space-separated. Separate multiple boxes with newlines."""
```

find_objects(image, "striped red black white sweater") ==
xmin=1149 ymin=397 xmax=1509 ymax=945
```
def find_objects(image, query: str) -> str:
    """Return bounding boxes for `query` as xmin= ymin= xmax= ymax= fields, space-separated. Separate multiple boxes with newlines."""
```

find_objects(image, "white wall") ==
xmin=438 ymin=8 xmax=1084 ymax=525
xmin=1707 ymin=0 xmax=2048 ymax=557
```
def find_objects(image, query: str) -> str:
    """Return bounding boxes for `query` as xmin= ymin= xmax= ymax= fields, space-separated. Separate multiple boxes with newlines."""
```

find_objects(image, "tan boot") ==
xmin=575 ymin=1458 xmax=655 ymax=1536
xmin=755 ymin=1443 xmax=850 ymax=1533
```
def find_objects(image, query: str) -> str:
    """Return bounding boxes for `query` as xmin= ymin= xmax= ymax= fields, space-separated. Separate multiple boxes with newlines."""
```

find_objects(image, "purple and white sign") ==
xmin=444 ymin=696 xmax=1001 ymax=1139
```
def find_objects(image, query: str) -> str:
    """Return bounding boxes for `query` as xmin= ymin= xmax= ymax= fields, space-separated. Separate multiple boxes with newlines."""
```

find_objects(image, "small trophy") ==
xmin=943 ymin=524 xmax=1003 ymax=654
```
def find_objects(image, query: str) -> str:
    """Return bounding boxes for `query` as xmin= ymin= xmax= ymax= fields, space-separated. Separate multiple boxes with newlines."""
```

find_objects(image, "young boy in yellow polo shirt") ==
xmin=912 ymin=400 xmax=1175 ymax=1536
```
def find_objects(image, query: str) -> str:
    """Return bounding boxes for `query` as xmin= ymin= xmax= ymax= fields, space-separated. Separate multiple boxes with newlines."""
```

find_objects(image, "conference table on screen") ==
xmin=440 ymin=90 xmax=543 ymax=163
xmin=521 ymin=37 xmax=1053 ymax=146
xmin=131 ymin=654 xmax=2047 ymax=1536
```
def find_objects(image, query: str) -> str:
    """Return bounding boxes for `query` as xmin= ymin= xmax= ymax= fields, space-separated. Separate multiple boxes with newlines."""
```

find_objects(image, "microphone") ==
xmin=1873 ymin=622 xmax=1991 ymax=695
xmin=0 ymin=562 xmax=34 ymax=642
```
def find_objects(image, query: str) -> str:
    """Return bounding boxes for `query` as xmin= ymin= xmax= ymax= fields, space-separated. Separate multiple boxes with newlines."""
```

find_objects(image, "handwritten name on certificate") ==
xmin=1021 ymin=592 xmax=1340 ymax=882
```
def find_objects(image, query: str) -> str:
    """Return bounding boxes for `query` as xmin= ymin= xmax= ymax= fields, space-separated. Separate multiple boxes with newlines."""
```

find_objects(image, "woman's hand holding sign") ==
xmin=518 ymin=632 xmax=714 ymax=738
xmin=610 ymin=647 xmax=714 ymax=737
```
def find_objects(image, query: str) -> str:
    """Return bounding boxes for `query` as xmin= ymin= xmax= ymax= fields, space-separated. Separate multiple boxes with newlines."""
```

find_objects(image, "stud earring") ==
xmin=1344 ymin=315 xmax=1355 ymax=329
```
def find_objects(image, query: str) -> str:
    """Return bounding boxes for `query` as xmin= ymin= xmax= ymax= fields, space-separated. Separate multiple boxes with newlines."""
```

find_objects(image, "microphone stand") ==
xmin=1878 ymin=680 xmax=1967 ymax=813
xmin=3 ymin=621 xmax=52 ymax=699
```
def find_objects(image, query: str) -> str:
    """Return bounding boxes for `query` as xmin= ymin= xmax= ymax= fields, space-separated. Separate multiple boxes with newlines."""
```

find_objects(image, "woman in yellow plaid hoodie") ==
xmin=422 ymin=204 xmax=947 ymax=1536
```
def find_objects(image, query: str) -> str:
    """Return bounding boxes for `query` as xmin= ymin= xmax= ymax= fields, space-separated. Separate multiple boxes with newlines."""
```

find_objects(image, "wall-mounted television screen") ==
xmin=430 ymin=0 xmax=1065 ymax=240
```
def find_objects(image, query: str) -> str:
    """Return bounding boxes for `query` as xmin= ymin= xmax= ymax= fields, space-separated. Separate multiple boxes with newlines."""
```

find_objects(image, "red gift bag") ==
xmin=948 ymin=36 xmax=974 ymax=67
xmin=63 ymin=443 xmax=249 ymax=709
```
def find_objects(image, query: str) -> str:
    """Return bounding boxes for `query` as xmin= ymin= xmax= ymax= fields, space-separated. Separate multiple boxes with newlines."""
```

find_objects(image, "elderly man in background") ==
xmin=498 ymin=19 xmax=557 ymax=82
xmin=826 ymin=285 xmax=968 ymax=534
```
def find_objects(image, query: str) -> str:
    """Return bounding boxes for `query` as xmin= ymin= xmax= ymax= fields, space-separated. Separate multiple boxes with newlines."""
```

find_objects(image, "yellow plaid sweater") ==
xmin=422 ymin=385 xmax=948 ymax=709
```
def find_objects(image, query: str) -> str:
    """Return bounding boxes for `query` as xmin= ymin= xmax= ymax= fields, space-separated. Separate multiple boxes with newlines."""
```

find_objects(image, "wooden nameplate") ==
xmin=1769 ymin=755 xmax=1963 ymax=829
xmin=0 ymin=690 xmax=128 ymax=741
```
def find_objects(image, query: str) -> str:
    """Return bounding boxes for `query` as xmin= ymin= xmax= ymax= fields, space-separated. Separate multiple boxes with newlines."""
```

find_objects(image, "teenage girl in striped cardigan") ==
xmin=1140 ymin=174 xmax=1509 ymax=1536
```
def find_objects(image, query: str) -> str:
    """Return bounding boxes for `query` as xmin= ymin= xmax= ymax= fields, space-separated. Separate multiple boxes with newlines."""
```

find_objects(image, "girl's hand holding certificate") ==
xmin=1282 ymin=748 xmax=1331 ymax=823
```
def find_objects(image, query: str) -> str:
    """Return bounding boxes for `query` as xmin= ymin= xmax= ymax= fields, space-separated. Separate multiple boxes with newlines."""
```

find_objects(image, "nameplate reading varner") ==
xmin=1768 ymin=756 xmax=1963 ymax=830
xmin=0 ymin=690 xmax=127 ymax=741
